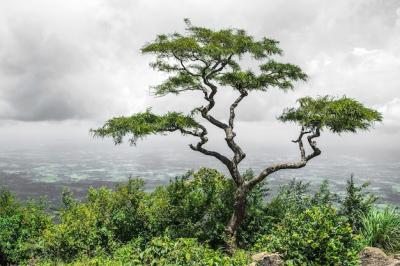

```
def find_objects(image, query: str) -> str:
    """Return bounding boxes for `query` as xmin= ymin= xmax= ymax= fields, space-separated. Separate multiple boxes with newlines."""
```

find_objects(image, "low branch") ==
xmin=246 ymin=128 xmax=321 ymax=189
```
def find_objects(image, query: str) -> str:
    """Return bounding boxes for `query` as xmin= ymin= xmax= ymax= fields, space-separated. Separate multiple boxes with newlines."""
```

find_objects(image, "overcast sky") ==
xmin=0 ymin=0 xmax=399 ymax=155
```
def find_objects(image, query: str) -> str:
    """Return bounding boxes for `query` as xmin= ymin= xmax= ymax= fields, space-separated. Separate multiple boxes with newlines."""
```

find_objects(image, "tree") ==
xmin=92 ymin=19 xmax=382 ymax=250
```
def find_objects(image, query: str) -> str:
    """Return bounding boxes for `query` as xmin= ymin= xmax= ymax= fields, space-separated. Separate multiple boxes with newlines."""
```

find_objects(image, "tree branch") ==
xmin=229 ymin=89 xmax=248 ymax=128
xmin=188 ymin=125 xmax=238 ymax=182
xmin=172 ymin=52 xmax=201 ymax=77
xmin=246 ymin=127 xmax=321 ymax=189
xmin=224 ymin=89 xmax=248 ymax=167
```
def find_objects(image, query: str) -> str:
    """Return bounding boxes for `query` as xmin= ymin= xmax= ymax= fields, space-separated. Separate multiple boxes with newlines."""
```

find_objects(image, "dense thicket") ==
xmin=0 ymin=169 xmax=398 ymax=265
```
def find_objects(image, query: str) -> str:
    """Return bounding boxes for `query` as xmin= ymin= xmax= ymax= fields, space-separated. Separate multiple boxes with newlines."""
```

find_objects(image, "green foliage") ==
xmin=279 ymin=96 xmax=382 ymax=133
xmin=264 ymin=180 xmax=312 ymax=224
xmin=0 ymin=188 xmax=51 ymax=265
xmin=37 ymin=237 xmax=250 ymax=266
xmin=42 ymin=199 xmax=117 ymax=261
xmin=38 ymin=168 xmax=266 ymax=262
xmin=126 ymin=236 xmax=249 ymax=266
xmin=361 ymin=207 xmax=400 ymax=252
xmin=340 ymin=175 xmax=377 ymax=232
xmin=145 ymin=168 xmax=268 ymax=248
xmin=42 ymin=179 xmax=146 ymax=262
xmin=311 ymin=180 xmax=339 ymax=207
xmin=255 ymin=205 xmax=361 ymax=266
xmin=91 ymin=109 xmax=200 ymax=145
xmin=145 ymin=168 xmax=235 ymax=246
xmin=142 ymin=19 xmax=307 ymax=96
xmin=2 ymin=171 xmax=397 ymax=265
xmin=92 ymin=20 xmax=310 ymax=144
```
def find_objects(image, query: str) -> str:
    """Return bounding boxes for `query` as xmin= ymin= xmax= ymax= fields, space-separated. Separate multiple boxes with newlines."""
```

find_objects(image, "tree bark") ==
xmin=225 ymin=184 xmax=248 ymax=252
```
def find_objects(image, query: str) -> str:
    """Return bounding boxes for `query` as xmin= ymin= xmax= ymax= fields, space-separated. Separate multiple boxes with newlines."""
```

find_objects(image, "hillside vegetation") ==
xmin=0 ymin=168 xmax=399 ymax=265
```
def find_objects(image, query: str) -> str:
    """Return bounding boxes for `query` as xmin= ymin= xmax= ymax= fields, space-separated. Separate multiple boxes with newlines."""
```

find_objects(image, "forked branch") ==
xmin=246 ymin=127 xmax=321 ymax=189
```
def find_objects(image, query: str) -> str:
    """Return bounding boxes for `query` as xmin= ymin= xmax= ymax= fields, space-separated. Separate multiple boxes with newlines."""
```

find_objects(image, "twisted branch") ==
xmin=246 ymin=127 xmax=321 ymax=190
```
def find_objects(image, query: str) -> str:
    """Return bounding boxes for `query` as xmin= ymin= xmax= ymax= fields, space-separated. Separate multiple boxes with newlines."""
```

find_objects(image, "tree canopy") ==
xmin=279 ymin=96 xmax=382 ymax=133
xmin=92 ymin=109 xmax=201 ymax=145
xmin=142 ymin=19 xmax=307 ymax=98
xmin=92 ymin=19 xmax=382 ymax=248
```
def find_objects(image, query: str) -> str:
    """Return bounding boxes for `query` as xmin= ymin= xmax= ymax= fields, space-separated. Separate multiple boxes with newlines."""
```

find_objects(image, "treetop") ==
xmin=279 ymin=96 xmax=383 ymax=133
xmin=141 ymin=19 xmax=307 ymax=96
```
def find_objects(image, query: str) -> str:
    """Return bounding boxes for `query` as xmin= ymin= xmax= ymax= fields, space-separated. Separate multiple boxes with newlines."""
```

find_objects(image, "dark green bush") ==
xmin=0 ymin=188 xmax=51 ymax=265
xmin=254 ymin=205 xmax=362 ymax=265
xmin=264 ymin=180 xmax=311 ymax=225
xmin=340 ymin=175 xmax=377 ymax=232
xmin=1 ymin=170 xmax=394 ymax=265
xmin=42 ymin=179 xmax=146 ymax=261
xmin=132 ymin=236 xmax=249 ymax=265
xmin=145 ymin=168 xmax=235 ymax=246
xmin=37 ymin=237 xmax=250 ymax=265
xmin=145 ymin=168 xmax=269 ymax=248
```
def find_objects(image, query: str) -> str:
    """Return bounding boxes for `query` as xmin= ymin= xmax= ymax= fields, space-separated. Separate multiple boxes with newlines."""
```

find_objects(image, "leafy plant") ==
xmin=0 ymin=188 xmax=51 ymax=265
xmin=36 ymin=237 xmax=250 ymax=266
xmin=146 ymin=168 xmax=268 ymax=248
xmin=361 ymin=207 xmax=400 ymax=252
xmin=340 ymin=175 xmax=377 ymax=232
xmin=264 ymin=179 xmax=311 ymax=225
xmin=254 ymin=205 xmax=362 ymax=265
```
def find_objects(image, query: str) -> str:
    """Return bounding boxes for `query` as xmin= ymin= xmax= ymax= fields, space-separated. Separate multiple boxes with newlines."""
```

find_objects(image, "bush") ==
xmin=36 ymin=237 xmax=250 ymax=265
xmin=0 ymin=188 xmax=51 ymax=265
xmin=146 ymin=168 xmax=269 ymax=248
xmin=133 ymin=236 xmax=249 ymax=265
xmin=264 ymin=180 xmax=311 ymax=225
xmin=42 ymin=179 xmax=147 ymax=262
xmin=254 ymin=205 xmax=361 ymax=265
xmin=144 ymin=168 xmax=236 ymax=246
xmin=340 ymin=175 xmax=377 ymax=232
xmin=361 ymin=207 xmax=400 ymax=252
xmin=2 ymin=170 xmax=394 ymax=265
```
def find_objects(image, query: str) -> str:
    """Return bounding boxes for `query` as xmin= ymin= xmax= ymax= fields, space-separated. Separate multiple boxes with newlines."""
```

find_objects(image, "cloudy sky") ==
xmin=0 ymin=0 xmax=399 ymax=155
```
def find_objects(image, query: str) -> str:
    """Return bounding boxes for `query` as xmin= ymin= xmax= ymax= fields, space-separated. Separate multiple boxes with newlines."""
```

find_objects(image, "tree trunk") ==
xmin=225 ymin=184 xmax=247 ymax=252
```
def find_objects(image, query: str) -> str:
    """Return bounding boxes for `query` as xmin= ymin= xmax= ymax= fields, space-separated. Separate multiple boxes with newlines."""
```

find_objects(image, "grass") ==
xmin=361 ymin=207 xmax=400 ymax=253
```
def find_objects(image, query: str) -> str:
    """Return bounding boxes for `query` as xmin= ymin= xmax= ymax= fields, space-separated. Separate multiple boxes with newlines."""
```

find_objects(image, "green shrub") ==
xmin=136 ymin=236 xmax=249 ymax=265
xmin=254 ymin=205 xmax=361 ymax=265
xmin=89 ymin=179 xmax=148 ymax=242
xmin=37 ymin=237 xmax=250 ymax=265
xmin=42 ymin=203 xmax=118 ymax=261
xmin=42 ymin=179 xmax=147 ymax=262
xmin=145 ymin=168 xmax=236 ymax=246
xmin=361 ymin=207 xmax=400 ymax=252
xmin=146 ymin=168 xmax=269 ymax=248
xmin=264 ymin=180 xmax=311 ymax=225
xmin=311 ymin=180 xmax=339 ymax=206
xmin=340 ymin=175 xmax=377 ymax=232
xmin=0 ymin=188 xmax=51 ymax=265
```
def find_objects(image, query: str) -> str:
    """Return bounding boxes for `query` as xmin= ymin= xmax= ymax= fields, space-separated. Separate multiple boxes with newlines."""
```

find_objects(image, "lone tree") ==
xmin=92 ymin=20 xmax=382 ymax=249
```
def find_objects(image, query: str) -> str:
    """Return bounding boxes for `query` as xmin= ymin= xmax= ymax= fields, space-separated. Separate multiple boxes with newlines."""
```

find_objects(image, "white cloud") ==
xmin=0 ymin=0 xmax=399 ymax=149
xmin=378 ymin=98 xmax=400 ymax=132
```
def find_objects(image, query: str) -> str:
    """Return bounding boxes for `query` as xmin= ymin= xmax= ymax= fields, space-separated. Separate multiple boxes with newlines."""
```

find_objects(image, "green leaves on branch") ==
xmin=279 ymin=96 xmax=382 ymax=133
xmin=142 ymin=19 xmax=282 ymax=62
xmin=218 ymin=61 xmax=307 ymax=91
xmin=141 ymin=19 xmax=307 ymax=95
xmin=91 ymin=110 xmax=200 ymax=145
xmin=152 ymin=72 xmax=202 ymax=96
